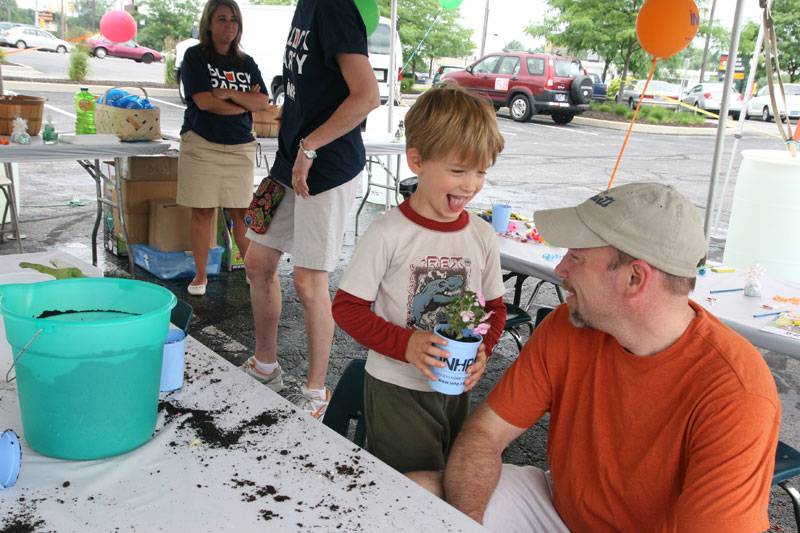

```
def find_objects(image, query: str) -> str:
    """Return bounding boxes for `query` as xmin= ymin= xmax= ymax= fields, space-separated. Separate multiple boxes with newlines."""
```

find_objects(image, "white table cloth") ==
xmin=0 ymin=336 xmax=485 ymax=532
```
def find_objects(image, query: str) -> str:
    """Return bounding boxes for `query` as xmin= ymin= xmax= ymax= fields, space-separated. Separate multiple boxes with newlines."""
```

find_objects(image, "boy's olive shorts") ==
xmin=364 ymin=372 xmax=470 ymax=473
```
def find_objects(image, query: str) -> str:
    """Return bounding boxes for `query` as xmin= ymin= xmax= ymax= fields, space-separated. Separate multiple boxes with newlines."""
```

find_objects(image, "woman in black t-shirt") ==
xmin=177 ymin=0 xmax=269 ymax=296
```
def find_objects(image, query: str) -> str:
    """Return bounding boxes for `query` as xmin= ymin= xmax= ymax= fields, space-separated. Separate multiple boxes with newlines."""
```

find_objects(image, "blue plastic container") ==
xmin=0 ymin=429 xmax=20 ymax=489
xmin=132 ymin=245 xmax=224 ymax=280
xmin=160 ymin=329 xmax=186 ymax=392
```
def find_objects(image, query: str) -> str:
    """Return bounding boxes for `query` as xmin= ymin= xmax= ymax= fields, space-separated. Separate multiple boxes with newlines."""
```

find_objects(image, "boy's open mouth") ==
xmin=448 ymin=194 xmax=468 ymax=211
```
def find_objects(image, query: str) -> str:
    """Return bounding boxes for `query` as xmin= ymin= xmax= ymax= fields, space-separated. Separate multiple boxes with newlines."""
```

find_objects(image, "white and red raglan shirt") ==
xmin=333 ymin=200 xmax=507 ymax=392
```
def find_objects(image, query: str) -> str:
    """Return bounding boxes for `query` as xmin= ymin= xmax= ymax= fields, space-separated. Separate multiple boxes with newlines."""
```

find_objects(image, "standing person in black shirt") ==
xmin=242 ymin=0 xmax=379 ymax=418
xmin=177 ymin=0 xmax=269 ymax=296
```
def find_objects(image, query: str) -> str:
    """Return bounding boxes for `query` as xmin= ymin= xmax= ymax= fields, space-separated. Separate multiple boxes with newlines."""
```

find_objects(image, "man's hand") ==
xmin=463 ymin=344 xmax=487 ymax=392
xmin=405 ymin=330 xmax=450 ymax=381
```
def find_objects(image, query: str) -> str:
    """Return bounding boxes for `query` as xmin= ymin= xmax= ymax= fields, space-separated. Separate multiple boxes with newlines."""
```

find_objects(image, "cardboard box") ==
xmin=121 ymin=152 xmax=179 ymax=182
xmin=149 ymin=202 xmax=217 ymax=253
xmin=109 ymin=180 xmax=179 ymax=245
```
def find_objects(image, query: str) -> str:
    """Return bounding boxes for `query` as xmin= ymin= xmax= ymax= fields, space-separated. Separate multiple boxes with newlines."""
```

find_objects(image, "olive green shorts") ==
xmin=364 ymin=372 xmax=470 ymax=473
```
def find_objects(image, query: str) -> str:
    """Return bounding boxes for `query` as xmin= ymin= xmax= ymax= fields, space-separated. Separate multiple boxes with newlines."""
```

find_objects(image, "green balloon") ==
xmin=354 ymin=0 xmax=379 ymax=37
xmin=439 ymin=0 xmax=464 ymax=9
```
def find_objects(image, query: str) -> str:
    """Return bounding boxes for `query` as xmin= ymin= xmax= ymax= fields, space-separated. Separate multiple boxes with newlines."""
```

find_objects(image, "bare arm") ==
xmin=292 ymin=52 xmax=380 ymax=198
xmin=192 ymin=91 xmax=247 ymax=115
xmin=444 ymin=402 xmax=527 ymax=523
xmin=212 ymin=84 xmax=270 ymax=112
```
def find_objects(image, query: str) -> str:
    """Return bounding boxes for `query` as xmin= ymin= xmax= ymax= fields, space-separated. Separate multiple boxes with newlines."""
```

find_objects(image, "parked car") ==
xmin=681 ymin=82 xmax=743 ymax=120
xmin=588 ymin=72 xmax=607 ymax=101
xmin=0 ymin=21 xmax=33 ymax=34
xmin=746 ymin=83 xmax=800 ymax=122
xmin=87 ymin=35 xmax=163 ymax=63
xmin=0 ymin=26 xmax=70 ymax=53
xmin=440 ymin=51 xmax=593 ymax=124
xmin=414 ymin=72 xmax=428 ymax=84
xmin=432 ymin=65 xmax=465 ymax=85
xmin=619 ymin=79 xmax=680 ymax=110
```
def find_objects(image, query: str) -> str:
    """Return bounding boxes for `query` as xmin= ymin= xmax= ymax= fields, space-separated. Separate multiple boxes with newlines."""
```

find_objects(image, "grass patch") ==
xmin=68 ymin=44 xmax=91 ymax=81
xmin=613 ymin=104 xmax=629 ymax=117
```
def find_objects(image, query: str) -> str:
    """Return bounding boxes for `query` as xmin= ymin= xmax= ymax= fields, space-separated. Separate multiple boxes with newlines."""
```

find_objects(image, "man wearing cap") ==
xmin=441 ymin=183 xmax=781 ymax=531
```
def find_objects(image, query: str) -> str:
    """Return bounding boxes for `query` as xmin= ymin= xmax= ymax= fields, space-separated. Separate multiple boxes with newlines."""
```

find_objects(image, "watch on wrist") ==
xmin=299 ymin=138 xmax=317 ymax=160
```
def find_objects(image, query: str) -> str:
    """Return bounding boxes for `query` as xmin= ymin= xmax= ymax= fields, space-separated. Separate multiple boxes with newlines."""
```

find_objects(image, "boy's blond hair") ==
xmin=404 ymin=83 xmax=505 ymax=169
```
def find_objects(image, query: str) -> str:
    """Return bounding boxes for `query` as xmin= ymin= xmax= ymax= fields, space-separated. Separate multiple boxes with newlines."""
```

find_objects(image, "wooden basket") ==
xmin=95 ymin=86 xmax=161 ymax=141
xmin=252 ymin=106 xmax=281 ymax=138
xmin=0 ymin=94 xmax=46 ymax=136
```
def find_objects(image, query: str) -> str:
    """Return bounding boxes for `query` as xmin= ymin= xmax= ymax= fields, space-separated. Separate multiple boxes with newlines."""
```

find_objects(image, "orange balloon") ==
xmin=636 ymin=0 xmax=700 ymax=58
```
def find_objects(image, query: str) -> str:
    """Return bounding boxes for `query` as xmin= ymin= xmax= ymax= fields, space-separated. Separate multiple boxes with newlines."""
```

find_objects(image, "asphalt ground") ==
xmin=1 ymin=90 xmax=798 ymax=530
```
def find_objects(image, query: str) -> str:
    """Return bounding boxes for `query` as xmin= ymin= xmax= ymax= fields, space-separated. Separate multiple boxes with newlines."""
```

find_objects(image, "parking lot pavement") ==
xmin=3 ymin=122 xmax=799 ymax=529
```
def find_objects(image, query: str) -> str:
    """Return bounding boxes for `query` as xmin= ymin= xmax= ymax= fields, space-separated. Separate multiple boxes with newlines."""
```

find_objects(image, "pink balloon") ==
xmin=100 ymin=10 xmax=136 ymax=44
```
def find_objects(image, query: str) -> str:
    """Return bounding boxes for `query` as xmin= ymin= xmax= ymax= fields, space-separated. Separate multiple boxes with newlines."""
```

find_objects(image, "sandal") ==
xmin=187 ymin=283 xmax=206 ymax=296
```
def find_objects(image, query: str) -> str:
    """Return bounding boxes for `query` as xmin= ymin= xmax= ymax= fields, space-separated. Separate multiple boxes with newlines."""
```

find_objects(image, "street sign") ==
xmin=719 ymin=55 xmax=745 ymax=73
xmin=38 ymin=11 xmax=55 ymax=22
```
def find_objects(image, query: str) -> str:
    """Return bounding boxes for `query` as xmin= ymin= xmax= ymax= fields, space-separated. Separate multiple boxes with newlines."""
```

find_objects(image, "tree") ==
xmin=135 ymin=0 xmax=203 ymax=51
xmin=505 ymin=40 xmax=524 ymax=52
xmin=772 ymin=0 xmax=800 ymax=81
xmin=375 ymin=0 xmax=474 ymax=76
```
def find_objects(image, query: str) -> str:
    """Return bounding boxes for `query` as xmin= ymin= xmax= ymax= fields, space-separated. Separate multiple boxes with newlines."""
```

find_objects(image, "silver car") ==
xmin=620 ymin=79 xmax=681 ymax=110
xmin=681 ymin=82 xmax=743 ymax=119
xmin=746 ymin=83 xmax=800 ymax=122
xmin=0 ymin=26 xmax=70 ymax=53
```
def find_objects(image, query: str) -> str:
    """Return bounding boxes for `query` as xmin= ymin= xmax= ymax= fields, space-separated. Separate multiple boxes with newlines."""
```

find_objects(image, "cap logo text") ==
xmin=589 ymin=194 xmax=615 ymax=207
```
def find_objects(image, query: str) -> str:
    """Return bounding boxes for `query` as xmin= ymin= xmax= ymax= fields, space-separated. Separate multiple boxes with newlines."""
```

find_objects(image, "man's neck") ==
xmin=613 ymin=300 xmax=697 ymax=357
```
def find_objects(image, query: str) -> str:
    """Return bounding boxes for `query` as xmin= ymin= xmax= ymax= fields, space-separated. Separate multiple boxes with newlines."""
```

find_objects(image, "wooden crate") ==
xmin=0 ymin=94 xmax=46 ymax=136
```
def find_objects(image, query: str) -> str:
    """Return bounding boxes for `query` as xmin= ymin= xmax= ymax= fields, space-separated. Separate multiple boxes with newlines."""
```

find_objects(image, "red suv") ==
xmin=441 ymin=52 xmax=593 ymax=124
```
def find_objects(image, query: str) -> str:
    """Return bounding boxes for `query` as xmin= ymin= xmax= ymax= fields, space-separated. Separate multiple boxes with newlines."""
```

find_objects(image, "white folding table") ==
xmin=0 ymin=336 xmax=485 ymax=532
xmin=0 ymin=138 xmax=170 ymax=278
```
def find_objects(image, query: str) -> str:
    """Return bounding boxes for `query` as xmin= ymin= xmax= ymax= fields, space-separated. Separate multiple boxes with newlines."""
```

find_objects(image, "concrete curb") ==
xmin=572 ymin=115 xmax=734 ymax=136
xmin=3 ymin=79 xmax=179 ymax=98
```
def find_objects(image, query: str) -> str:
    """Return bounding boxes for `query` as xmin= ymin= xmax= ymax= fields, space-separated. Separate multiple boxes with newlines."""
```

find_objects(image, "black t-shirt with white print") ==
xmin=180 ymin=44 xmax=268 ymax=145
xmin=270 ymin=0 xmax=369 ymax=195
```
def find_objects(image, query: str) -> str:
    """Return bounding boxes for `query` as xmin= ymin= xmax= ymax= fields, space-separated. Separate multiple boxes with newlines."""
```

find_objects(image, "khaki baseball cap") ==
xmin=534 ymin=182 xmax=706 ymax=277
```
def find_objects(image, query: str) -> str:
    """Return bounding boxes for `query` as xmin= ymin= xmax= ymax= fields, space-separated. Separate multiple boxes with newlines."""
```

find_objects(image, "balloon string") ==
xmin=606 ymin=58 xmax=658 ymax=190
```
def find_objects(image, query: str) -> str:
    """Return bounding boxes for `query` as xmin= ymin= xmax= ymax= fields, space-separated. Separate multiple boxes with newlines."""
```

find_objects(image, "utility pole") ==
xmin=698 ymin=0 xmax=718 ymax=84
xmin=479 ymin=0 xmax=489 ymax=57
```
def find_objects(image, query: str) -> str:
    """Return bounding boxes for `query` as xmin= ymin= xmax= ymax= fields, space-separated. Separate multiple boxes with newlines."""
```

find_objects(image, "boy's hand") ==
xmin=462 ymin=344 xmax=487 ymax=392
xmin=405 ymin=330 xmax=449 ymax=381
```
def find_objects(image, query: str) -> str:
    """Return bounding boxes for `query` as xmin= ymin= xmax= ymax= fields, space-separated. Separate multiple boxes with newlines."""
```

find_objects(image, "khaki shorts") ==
xmin=483 ymin=465 xmax=569 ymax=533
xmin=364 ymin=372 xmax=470 ymax=473
xmin=177 ymin=130 xmax=256 ymax=208
xmin=245 ymin=174 xmax=360 ymax=272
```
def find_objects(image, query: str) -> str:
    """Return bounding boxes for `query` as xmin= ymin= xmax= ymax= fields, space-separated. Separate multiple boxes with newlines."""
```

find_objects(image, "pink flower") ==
xmin=473 ymin=323 xmax=490 ymax=336
xmin=476 ymin=290 xmax=485 ymax=307
xmin=479 ymin=310 xmax=494 ymax=323
xmin=460 ymin=310 xmax=475 ymax=322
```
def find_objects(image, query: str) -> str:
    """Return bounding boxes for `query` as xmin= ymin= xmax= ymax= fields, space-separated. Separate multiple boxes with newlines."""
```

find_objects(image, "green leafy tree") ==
xmin=134 ymin=0 xmax=203 ymax=51
xmin=0 ymin=0 xmax=34 ymax=25
xmin=525 ymin=0 xmax=646 ymax=88
xmin=375 ymin=0 xmax=474 ymax=76
xmin=772 ymin=0 xmax=800 ymax=81
xmin=505 ymin=40 xmax=524 ymax=52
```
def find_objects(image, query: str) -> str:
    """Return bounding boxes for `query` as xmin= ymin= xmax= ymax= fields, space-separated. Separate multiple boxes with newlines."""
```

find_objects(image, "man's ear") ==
xmin=406 ymin=147 xmax=423 ymax=174
xmin=625 ymin=259 xmax=654 ymax=297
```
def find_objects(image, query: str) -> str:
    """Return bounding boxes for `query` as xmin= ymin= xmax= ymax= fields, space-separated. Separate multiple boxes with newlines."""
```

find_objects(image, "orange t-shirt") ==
xmin=487 ymin=302 xmax=780 ymax=532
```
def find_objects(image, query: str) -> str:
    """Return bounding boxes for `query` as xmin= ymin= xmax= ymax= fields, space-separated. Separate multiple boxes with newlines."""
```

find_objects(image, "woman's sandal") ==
xmin=187 ymin=283 xmax=206 ymax=296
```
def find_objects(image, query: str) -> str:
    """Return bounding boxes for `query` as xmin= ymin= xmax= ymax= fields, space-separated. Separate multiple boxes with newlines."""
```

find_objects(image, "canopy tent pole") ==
xmin=703 ymin=0 xmax=746 ymax=250
xmin=711 ymin=16 xmax=765 ymax=237
xmin=387 ymin=0 xmax=399 ymax=133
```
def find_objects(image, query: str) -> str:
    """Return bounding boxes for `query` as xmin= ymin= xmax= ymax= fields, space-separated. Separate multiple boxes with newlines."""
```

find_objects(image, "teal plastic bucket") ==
xmin=0 ymin=278 xmax=176 ymax=460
